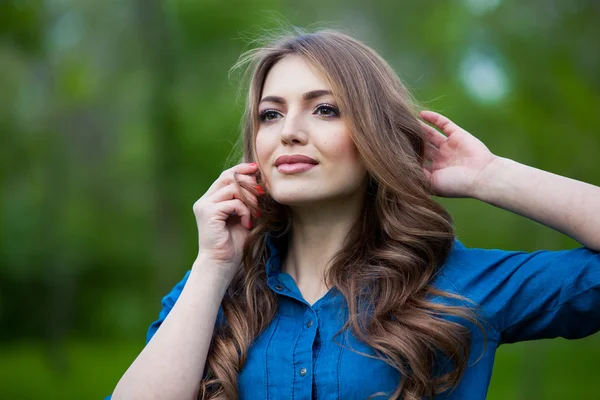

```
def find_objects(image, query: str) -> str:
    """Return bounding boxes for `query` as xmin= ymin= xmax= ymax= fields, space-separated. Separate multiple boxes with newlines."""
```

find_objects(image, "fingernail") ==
xmin=250 ymin=162 xmax=257 ymax=167
xmin=256 ymin=185 xmax=265 ymax=195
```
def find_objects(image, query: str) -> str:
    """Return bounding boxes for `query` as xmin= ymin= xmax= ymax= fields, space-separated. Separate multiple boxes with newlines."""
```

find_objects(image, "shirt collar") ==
xmin=265 ymin=232 xmax=344 ymax=306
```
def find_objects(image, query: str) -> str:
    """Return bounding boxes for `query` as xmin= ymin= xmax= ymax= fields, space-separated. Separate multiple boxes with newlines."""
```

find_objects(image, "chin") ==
xmin=270 ymin=187 xmax=357 ymax=208
xmin=270 ymin=191 xmax=320 ymax=206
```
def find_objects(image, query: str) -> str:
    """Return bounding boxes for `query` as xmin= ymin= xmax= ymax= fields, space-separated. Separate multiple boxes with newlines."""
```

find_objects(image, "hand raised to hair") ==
xmin=419 ymin=110 xmax=498 ymax=198
xmin=192 ymin=162 xmax=261 ymax=282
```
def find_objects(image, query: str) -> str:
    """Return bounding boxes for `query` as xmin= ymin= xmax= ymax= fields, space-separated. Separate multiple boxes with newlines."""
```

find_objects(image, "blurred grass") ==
xmin=488 ymin=336 xmax=600 ymax=399
xmin=0 ymin=341 xmax=139 ymax=399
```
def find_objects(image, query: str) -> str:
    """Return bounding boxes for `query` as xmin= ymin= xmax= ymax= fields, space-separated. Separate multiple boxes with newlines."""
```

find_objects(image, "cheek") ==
xmin=255 ymin=131 xmax=271 ymax=162
xmin=326 ymin=135 xmax=361 ymax=167
xmin=327 ymin=136 xmax=367 ymax=187
xmin=254 ymin=134 xmax=274 ymax=184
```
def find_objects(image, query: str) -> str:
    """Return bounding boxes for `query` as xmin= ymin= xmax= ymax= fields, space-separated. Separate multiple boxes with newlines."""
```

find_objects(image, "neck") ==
xmin=283 ymin=193 xmax=364 ymax=291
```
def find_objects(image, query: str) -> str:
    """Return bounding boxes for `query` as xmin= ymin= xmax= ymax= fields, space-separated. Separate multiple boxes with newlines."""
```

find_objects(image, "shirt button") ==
xmin=274 ymin=284 xmax=284 ymax=291
xmin=306 ymin=320 xmax=313 ymax=328
xmin=299 ymin=367 xmax=307 ymax=377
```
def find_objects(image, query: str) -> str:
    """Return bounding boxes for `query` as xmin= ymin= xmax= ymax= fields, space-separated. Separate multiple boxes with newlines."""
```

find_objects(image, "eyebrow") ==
xmin=259 ymin=89 xmax=333 ymax=105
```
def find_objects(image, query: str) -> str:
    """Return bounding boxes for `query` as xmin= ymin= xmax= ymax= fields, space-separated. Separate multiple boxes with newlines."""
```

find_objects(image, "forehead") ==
xmin=261 ymin=55 xmax=331 ymax=98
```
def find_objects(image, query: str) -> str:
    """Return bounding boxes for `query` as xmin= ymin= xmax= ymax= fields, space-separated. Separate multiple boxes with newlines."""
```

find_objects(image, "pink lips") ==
xmin=275 ymin=154 xmax=318 ymax=174
xmin=277 ymin=163 xmax=316 ymax=173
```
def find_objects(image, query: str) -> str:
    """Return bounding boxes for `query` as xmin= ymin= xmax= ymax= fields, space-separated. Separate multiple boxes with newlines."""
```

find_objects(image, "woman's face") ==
xmin=255 ymin=55 xmax=367 ymax=207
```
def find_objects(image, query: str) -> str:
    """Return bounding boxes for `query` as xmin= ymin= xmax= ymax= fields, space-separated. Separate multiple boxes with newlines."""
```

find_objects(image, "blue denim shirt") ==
xmin=106 ymin=238 xmax=600 ymax=399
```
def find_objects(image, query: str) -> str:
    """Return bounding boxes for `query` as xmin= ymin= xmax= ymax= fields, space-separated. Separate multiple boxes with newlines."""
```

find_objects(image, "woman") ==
xmin=108 ymin=29 xmax=600 ymax=399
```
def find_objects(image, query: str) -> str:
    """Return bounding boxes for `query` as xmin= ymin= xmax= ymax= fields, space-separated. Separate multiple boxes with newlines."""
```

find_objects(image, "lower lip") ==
xmin=276 ymin=163 xmax=317 ymax=174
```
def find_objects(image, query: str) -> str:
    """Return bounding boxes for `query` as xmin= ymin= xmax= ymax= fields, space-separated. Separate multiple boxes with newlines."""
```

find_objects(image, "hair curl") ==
xmin=199 ymin=28 xmax=482 ymax=400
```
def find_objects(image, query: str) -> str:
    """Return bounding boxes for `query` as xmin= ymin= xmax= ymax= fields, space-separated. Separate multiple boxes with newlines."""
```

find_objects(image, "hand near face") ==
xmin=419 ymin=111 xmax=498 ymax=198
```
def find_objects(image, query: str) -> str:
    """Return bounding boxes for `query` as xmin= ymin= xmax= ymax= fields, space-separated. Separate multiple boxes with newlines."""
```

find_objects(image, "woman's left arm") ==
xmin=419 ymin=110 xmax=600 ymax=251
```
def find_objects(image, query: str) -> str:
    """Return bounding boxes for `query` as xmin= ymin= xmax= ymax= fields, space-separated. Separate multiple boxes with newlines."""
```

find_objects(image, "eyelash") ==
xmin=258 ymin=104 xmax=340 ymax=123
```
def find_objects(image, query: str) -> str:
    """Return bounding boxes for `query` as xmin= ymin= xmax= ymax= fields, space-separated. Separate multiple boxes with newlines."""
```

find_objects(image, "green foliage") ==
xmin=0 ymin=0 xmax=598 ymax=398
xmin=0 ymin=0 xmax=42 ymax=53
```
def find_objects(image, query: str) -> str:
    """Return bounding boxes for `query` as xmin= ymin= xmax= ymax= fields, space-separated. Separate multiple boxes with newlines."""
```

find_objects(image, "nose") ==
xmin=279 ymin=111 xmax=308 ymax=145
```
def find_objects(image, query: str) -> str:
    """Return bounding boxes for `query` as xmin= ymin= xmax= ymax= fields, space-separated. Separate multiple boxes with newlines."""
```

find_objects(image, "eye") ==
xmin=313 ymin=104 xmax=340 ymax=118
xmin=258 ymin=109 xmax=282 ymax=123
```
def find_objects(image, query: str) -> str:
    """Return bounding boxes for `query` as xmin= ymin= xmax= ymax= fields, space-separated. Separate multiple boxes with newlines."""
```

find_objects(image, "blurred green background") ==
xmin=1 ymin=0 xmax=599 ymax=399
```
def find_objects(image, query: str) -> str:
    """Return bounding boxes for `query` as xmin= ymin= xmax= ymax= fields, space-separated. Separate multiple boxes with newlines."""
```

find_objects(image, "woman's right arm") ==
xmin=110 ymin=162 xmax=260 ymax=400
xmin=111 ymin=259 xmax=228 ymax=400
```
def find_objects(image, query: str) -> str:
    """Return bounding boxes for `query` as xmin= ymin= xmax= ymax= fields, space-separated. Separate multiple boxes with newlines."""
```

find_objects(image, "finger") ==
xmin=232 ymin=172 xmax=260 ymax=190
xmin=221 ymin=172 xmax=260 ymax=193
xmin=419 ymin=121 xmax=446 ymax=148
xmin=423 ymin=166 xmax=433 ymax=180
xmin=205 ymin=163 xmax=258 ymax=196
xmin=213 ymin=199 xmax=252 ymax=230
xmin=419 ymin=110 xmax=463 ymax=137
xmin=422 ymin=168 xmax=439 ymax=195
xmin=210 ymin=183 xmax=259 ymax=208
xmin=206 ymin=163 xmax=258 ymax=196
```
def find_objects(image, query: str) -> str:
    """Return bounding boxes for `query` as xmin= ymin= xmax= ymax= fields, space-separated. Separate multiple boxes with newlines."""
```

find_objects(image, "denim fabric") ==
xmin=106 ymin=238 xmax=600 ymax=399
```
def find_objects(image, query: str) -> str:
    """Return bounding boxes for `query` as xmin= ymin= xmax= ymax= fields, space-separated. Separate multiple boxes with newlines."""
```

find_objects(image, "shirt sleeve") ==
xmin=145 ymin=269 xmax=227 ymax=343
xmin=443 ymin=240 xmax=600 ymax=345
xmin=146 ymin=270 xmax=191 ymax=343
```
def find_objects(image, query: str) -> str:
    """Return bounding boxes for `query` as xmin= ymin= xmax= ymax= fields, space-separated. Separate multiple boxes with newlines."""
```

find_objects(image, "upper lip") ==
xmin=275 ymin=154 xmax=318 ymax=166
